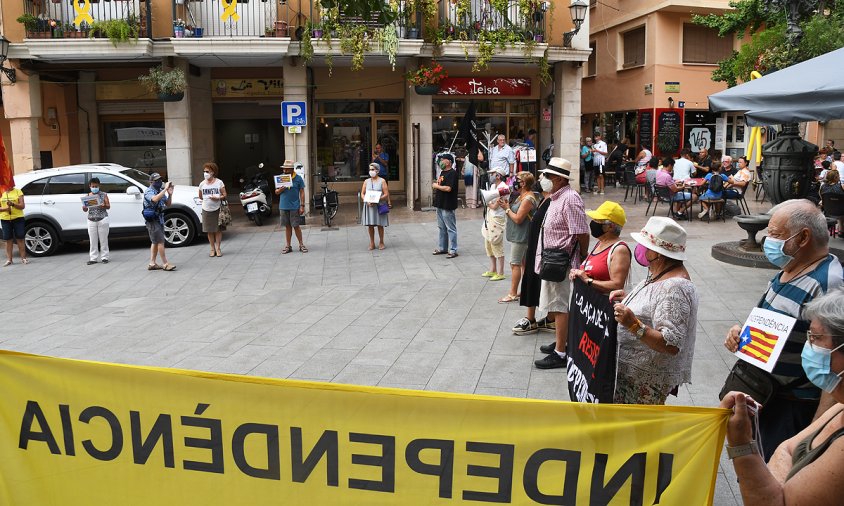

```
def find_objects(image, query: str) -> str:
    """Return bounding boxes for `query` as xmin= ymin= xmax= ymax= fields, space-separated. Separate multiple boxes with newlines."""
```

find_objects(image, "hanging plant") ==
xmin=300 ymin=24 xmax=314 ymax=64
xmin=538 ymin=49 xmax=551 ymax=85
xmin=489 ymin=0 xmax=508 ymax=15
xmin=339 ymin=24 xmax=370 ymax=71
xmin=380 ymin=24 xmax=399 ymax=71
xmin=138 ymin=66 xmax=187 ymax=100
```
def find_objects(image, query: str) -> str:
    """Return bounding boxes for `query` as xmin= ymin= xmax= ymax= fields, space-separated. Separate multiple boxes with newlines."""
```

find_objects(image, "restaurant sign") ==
xmin=212 ymin=78 xmax=284 ymax=98
xmin=438 ymin=77 xmax=531 ymax=96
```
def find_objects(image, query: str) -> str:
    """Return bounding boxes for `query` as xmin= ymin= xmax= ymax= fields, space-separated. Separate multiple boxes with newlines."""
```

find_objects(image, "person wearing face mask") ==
xmin=143 ymin=172 xmax=176 ymax=271
xmin=361 ymin=163 xmax=391 ymax=250
xmin=511 ymin=174 xmax=556 ymax=335
xmin=720 ymin=288 xmax=844 ymax=504
xmin=608 ymin=216 xmax=699 ymax=403
xmin=432 ymin=153 xmax=459 ymax=258
xmin=198 ymin=162 xmax=227 ymax=257
xmin=724 ymin=199 xmax=844 ymax=460
xmin=82 ymin=177 xmax=111 ymax=265
xmin=498 ymin=172 xmax=538 ymax=302
xmin=481 ymin=167 xmax=510 ymax=282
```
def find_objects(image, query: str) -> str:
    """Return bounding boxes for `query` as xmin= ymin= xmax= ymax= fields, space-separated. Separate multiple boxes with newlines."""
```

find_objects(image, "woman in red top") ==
xmin=569 ymin=201 xmax=631 ymax=293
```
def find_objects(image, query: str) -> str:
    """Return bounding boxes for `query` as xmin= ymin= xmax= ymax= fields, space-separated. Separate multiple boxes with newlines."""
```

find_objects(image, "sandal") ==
xmin=3 ymin=260 xmax=11 ymax=267
xmin=299 ymin=245 xmax=308 ymax=253
xmin=498 ymin=294 xmax=519 ymax=303
xmin=163 ymin=263 xmax=177 ymax=271
xmin=446 ymin=252 xmax=459 ymax=259
xmin=21 ymin=259 xmax=29 ymax=265
xmin=148 ymin=264 xmax=163 ymax=271
xmin=210 ymin=252 xmax=217 ymax=257
xmin=378 ymin=244 xmax=385 ymax=250
xmin=281 ymin=246 xmax=292 ymax=254
xmin=432 ymin=250 xmax=447 ymax=255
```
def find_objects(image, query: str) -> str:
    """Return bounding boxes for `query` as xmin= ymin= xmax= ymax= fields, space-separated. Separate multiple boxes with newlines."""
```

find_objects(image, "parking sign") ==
xmin=281 ymin=101 xmax=307 ymax=127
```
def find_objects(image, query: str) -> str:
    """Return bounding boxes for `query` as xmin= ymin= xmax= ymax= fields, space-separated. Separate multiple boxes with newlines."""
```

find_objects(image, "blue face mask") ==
xmin=801 ymin=340 xmax=844 ymax=393
xmin=90 ymin=187 xmax=100 ymax=194
xmin=152 ymin=181 xmax=163 ymax=191
xmin=763 ymin=232 xmax=799 ymax=268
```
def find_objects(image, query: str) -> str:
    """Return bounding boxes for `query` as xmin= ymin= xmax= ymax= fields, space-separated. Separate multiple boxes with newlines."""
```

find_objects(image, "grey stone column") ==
xmin=552 ymin=61 xmax=583 ymax=191
xmin=164 ymin=59 xmax=194 ymax=185
xmin=282 ymin=61 xmax=310 ymax=211
xmin=404 ymin=59 xmax=433 ymax=210
xmin=2 ymin=67 xmax=42 ymax=172
xmin=77 ymin=71 xmax=99 ymax=164
xmin=189 ymin=67 xmax=213 ymax=184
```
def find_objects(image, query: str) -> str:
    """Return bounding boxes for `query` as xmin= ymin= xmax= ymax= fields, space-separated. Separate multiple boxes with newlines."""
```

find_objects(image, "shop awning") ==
xmin=708 ymin=47 xmax=844 ymax=126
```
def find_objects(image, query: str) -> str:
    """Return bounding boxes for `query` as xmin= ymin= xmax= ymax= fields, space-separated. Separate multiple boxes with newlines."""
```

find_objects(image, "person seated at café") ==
xmin=820 ymin=169 xmax=844 ymax=233
xmin=694 ymin=148 xmax=712 ymax=177
xmin=818 ymin=160 xmax=832 ymax=182
xmin=654 ymin=157 xmax=694 ymax=220
xmin=721 ymin=155 xmax=735 ymax=176
xmin=725 ymin=156 xmax=752 ymax=198
xmin=698 ymin=161 xmax=729 ymax=220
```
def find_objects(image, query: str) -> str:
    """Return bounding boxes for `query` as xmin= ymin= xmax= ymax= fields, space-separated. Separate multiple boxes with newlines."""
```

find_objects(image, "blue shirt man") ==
xmin=372 ymin=144 xmax=389 ymax=179
xmin=275 ymin=160 xmax=308 ymax=253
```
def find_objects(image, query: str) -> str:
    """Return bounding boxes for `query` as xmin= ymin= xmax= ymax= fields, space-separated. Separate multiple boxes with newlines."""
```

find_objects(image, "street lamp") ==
xmin=563 ymin=0 xmax=589 ymax=48
xmin=0 ymin=36 xmax=16 ymax=84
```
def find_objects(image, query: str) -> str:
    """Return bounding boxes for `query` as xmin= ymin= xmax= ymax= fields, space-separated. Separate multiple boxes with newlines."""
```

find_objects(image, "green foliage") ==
xmin=473 ymin=29 xmax=524 ymax=72
xmin=16 ymin=14 xmax=38 ymax=32
xmin=138 ymin=66 xmax=187 ymax=95
xmin=695 ymin=1 xmax=844 ymax=86
xmin=538 ymin=49 xmax=551 ymax=85
xmin=339 ymin=24 xmax=371 ymax=71
xmin=89 ymin=19 xmax=139 ymax=47
xmin=320 ymin=0 xmax=397 ymax=24
xmin=300 ymin=25 xmax=314 ymax=64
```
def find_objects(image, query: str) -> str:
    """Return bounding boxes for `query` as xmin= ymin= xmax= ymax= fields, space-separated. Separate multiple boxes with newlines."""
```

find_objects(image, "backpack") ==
xmin=709 ymin=173 xmax=724 ymax=193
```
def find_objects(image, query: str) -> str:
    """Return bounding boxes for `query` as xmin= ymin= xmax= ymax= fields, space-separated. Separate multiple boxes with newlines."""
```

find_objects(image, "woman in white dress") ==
xmin=360 ymin=163 xmax=391 ymax=250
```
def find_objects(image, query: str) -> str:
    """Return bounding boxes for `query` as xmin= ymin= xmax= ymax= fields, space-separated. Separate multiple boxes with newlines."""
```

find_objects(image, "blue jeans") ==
xmin=436 ymin=208 xmax=457 ymax=253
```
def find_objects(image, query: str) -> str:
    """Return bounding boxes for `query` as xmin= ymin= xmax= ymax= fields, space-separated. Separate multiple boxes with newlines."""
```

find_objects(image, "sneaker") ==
xmin=535 ymin=351 xmax=567 ymax=369
xmin=102 ymin=259 xmax=109 ymax=264
xmin=482 ymin=271 xmax=496 ymax=277
xmin=537 ymin=318 xmax=556 ymax=333
xmin=539 ymin=342 xmax=556 ymax=354
xmin=490 ymin=274 xmax=506 ymax=281
xmin=598 ymin=191 xmax=605 ymax=195
xmin=512 ymin=317 xmax=539 ymax=335
xmin=86 ymin=260 xmax=97 ymax=265
xmin=698 ymin=209 xmax=708 ymax=219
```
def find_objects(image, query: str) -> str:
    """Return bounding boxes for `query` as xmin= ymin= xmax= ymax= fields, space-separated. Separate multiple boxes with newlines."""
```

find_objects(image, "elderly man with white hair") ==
xmin=724 ymin=199 xmax=844 ymax=460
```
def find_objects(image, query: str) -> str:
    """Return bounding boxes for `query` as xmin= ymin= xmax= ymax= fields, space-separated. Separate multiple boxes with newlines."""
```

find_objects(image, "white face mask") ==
xmin=203 ymin=172 xmax=212 ymax=180
xmin=539 ymin=176 xmax=553 ymax=192
xmin=369 ymin=170 xmax=378 ymax=178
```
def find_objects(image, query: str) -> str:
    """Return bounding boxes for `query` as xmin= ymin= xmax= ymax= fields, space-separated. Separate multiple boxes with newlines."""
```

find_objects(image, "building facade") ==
xmin=1 ymin=0 xmax=591 ymax=208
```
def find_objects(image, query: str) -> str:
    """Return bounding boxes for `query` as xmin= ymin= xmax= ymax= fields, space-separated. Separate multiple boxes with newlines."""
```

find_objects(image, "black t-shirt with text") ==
xmin=434 ymin=168 xmax=459 ymax=210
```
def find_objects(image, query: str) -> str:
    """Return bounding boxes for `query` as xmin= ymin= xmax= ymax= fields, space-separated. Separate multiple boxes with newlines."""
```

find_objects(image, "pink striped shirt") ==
xmin=535 ymin=184 xmax=589 ymax=273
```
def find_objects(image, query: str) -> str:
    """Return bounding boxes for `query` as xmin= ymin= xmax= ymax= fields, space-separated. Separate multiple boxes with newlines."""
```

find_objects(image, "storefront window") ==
xmin=431 ymin=100 xmax=538 ymax=156
xmin=318 ymin=101 xmax=370 ymax=114
xmin=103 ymin=121 xmax=166 ymax=171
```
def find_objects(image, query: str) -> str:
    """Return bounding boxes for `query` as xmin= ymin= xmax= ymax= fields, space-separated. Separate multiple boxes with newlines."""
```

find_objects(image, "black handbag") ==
xmin=538 ymin=214 xmax=573 ymax=282
xmin=719 ymin=361 xmax=777 ymax=406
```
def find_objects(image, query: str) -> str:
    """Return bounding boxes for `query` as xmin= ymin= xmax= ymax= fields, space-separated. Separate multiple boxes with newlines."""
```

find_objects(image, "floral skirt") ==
xmin=613 ymin=370 xmax=673 ymax=405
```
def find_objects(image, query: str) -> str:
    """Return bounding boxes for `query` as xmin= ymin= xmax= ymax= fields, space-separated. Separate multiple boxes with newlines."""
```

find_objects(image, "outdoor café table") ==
xmin=677 ymin=178 xmax=707 ymax=220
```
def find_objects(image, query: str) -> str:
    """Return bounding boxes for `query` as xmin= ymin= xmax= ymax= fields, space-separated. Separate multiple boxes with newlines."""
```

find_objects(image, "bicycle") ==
xmin=312 ymin=174 xmax=339 ymax=227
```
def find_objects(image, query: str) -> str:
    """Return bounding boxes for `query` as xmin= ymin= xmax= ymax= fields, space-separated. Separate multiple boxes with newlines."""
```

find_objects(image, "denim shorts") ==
xmin=1 ymin=218 xmax=25 ymax=241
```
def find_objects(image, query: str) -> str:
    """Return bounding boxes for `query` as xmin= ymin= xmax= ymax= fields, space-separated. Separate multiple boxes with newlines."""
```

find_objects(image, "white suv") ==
xmin=16 ymin=163 xmax=203 ymax=257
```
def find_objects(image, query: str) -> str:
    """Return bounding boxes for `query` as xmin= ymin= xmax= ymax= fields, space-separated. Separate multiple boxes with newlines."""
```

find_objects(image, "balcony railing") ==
xmin=20 ymin=0 xmax=152 ymax=39
xmin=438 ymin=0 xmax=548 ymax=42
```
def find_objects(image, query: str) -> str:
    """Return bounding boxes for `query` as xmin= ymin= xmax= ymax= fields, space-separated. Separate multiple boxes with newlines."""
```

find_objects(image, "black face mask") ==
xmin=589 ymin=221 xmax=606 ymax=239
xmin=512 ymin=179 xmax=522 ymax=190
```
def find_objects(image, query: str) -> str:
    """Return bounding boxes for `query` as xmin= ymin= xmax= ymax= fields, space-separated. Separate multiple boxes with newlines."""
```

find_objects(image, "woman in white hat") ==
xmin=609 ymin=216 xmax=699 ymax=404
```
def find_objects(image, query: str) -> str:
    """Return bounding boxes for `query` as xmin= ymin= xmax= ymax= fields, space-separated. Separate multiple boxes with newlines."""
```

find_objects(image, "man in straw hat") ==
xmin=533 ymin=158 xmax=590 ymax=369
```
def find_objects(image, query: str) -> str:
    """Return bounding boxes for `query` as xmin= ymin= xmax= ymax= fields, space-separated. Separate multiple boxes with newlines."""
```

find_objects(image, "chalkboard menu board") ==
xmin=656 ymin=109 xmax=682 ymax=156
xmin=638 ymin=109 xmax=653 ymax=152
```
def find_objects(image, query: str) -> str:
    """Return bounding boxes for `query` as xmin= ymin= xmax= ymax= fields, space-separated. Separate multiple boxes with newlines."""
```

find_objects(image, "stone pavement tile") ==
xmin=302 ymin=313 xmax=359 ymax=337
xmin=173 ymin=354 xmax=225 ymax=372
xmin=426 ymin=368 xmax=482 ymax=394
xmin=489 ymin=333 xmax=535 ymax=357
xmin=251 ymin=323 xmax=310 ymax=347
xmin=406 ymin=328 xmax=457 ymax=354
xmin=376 ymin=317 xmax=426 ymax=340
xmin=527 ymin=369 xmax=568 ymax=401
xmin=214 ymin=344 xmax=281 ymax=375
xmin=325 ymin=325 xmax=379 ymax=351
xmin=473 ymin=387 xmax=527 ymax=398
xmin=197 ymin=331 xmax=258 ymax=358
xmin=333 ymin=297 xmax=378 ymax=316
xmin=333 ymin=364 xmax=391 ymax=386
xmin=423 ymin=309 xmax=470 ymax=329
xmin=477 ymin=354 xmax=532 ymax=390
xmin=376 ymin=381 xmax=428 ymax=390
xmin=249 ymin=354 xmax=309 ymax=379
xmin=438 ymin=341 xmax=488 ymax=370
xmin=380 ymin=352 xmax=442 ymax=385
xmin=146 ymin=341 xmax=213 ymax=368
xmin=290 ymin=351 xmax=354 ymax=381
xmin=350 ymin=338 xmax=408 ymax=367
xmin=351 ymin=306 xmax=402 ymax=327
xmin=280 ymin=333 xmax=335 ymax=359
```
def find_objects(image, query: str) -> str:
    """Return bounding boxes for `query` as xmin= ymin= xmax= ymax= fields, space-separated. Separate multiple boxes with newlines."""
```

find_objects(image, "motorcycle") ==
xmin=239 ymin=163 xmax=273 ymax=226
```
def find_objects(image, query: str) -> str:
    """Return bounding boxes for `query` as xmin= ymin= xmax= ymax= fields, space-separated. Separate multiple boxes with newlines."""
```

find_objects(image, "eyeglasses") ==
xmin=807 ymin=330 xmax=844 ymax=352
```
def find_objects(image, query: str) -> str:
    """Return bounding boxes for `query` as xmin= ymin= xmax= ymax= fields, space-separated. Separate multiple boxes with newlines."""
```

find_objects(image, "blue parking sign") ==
xmin=281 ymin=101 xmax=307 ymax=127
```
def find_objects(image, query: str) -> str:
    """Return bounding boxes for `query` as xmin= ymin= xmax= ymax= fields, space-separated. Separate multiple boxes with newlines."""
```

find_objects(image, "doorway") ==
xmin=214 ymin=119 xmax=285 ymax=191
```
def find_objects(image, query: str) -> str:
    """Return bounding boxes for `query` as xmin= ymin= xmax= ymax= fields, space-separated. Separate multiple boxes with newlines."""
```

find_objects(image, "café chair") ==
xmin=821 ymin=193 xmax=844 ymax=238
xmin=646 ymin=184 xmax=674 ymax=217
xmin=622 ymin=167 xmax=645 ymax=204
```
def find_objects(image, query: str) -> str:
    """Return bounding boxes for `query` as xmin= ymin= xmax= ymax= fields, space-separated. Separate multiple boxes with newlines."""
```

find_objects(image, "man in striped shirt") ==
xmin=725 ymin=199 xmax=843 ymax=459
xmin=534 ymin=158 xmax=590 ymax=369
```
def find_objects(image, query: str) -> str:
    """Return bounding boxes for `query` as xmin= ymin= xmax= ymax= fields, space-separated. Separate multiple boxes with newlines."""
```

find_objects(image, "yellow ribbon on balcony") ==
xmin=220 ymin=0 xmax=240 ymax=22
xmin=745 ymin=70 xmax=764 ymax=164
xmin=73 ymin=0 xmax=94 ymax=26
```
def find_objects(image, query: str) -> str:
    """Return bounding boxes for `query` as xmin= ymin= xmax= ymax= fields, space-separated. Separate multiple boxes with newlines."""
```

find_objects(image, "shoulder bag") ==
xmin=538 ymin=212 xmax=573 ymax=282
xmin=218 ymin=199 xmax=232 ymax=227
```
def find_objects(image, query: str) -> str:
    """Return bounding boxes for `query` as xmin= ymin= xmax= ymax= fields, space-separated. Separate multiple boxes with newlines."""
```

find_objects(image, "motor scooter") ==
xmin=239 ymin=163 xmax=273 ymax=226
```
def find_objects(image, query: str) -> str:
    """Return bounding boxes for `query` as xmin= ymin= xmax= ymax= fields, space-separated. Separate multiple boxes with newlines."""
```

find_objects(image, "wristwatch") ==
xmin=587 ymin=277 xmax=593 ymax=285
xmin=726 ymin=441 xmax=758 ymax=459
xmin=629 ymin=320 xmax=646 ymax=339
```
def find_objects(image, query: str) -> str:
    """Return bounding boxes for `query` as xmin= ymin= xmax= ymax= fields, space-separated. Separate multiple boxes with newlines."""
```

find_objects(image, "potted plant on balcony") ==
xmin=406 ymin=60 xmax=446 ymax=94
xmin=173 ymin=19 xmax=186 ymax=38
xmin=139 ymin=66 xmax=187 ymax=102
xmin=89 ymin=19 xmax=139 ymax=46
xmin=16 ymin=14 xmax=40 ymax=38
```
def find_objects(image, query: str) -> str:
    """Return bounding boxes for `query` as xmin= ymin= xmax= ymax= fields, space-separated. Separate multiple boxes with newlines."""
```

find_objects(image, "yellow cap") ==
xmin=586 ymin=201 xmax=627 ymax=227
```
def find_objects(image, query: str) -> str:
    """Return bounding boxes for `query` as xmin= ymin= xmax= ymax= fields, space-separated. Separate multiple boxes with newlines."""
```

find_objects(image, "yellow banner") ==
xmin=0 ymin=351 xmax=728 ymax=505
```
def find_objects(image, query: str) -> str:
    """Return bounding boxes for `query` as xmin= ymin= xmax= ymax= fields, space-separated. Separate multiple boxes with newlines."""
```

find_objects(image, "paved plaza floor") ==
xmin=1 ymin=186 xmax=819 ymax=504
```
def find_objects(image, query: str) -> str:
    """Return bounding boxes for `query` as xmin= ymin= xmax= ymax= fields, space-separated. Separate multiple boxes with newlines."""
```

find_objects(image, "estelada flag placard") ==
xmin=0 ymin=350 xmax=729 ymax=505
xmin=736 ymin=307 xmax=796 ymax=373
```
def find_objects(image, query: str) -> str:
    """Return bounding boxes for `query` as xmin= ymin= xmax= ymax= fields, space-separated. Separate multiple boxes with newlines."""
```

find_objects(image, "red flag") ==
xmin=0 ymin=134 xmax=14 ymax=192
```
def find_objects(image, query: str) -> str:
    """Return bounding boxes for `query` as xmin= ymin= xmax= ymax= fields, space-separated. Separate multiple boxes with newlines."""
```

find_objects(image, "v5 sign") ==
xmin=281 ymin=101 xmax=307 ymax=127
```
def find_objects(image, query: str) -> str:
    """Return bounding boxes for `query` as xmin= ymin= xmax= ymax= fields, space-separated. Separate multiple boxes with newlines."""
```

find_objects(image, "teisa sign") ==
xmin=281 ymin=101 xmax=307 ymax=127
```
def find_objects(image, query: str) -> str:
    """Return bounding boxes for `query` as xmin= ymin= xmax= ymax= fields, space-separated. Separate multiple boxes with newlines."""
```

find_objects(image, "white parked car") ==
xmin=16 ymin=163 xmax=203 ymax=257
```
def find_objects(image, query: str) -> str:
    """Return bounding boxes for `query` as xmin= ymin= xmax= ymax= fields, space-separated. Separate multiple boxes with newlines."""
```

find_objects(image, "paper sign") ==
xmin=274 ymin=174 xmax=293 ymax=189
xmin=363 ymin=190 xmax=382 ymax=204
xmin=735 ymin=307 xmax=796 ymax=372
xmin=80 ymin=195 xmax=101 ymax=208
xmin=523 ymin=148 xmax=537 ymax=162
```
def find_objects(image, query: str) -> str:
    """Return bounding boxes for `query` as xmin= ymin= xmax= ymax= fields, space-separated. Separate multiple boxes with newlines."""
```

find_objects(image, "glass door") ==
xmin=375 ymin=118 xmax=400 ymax=183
